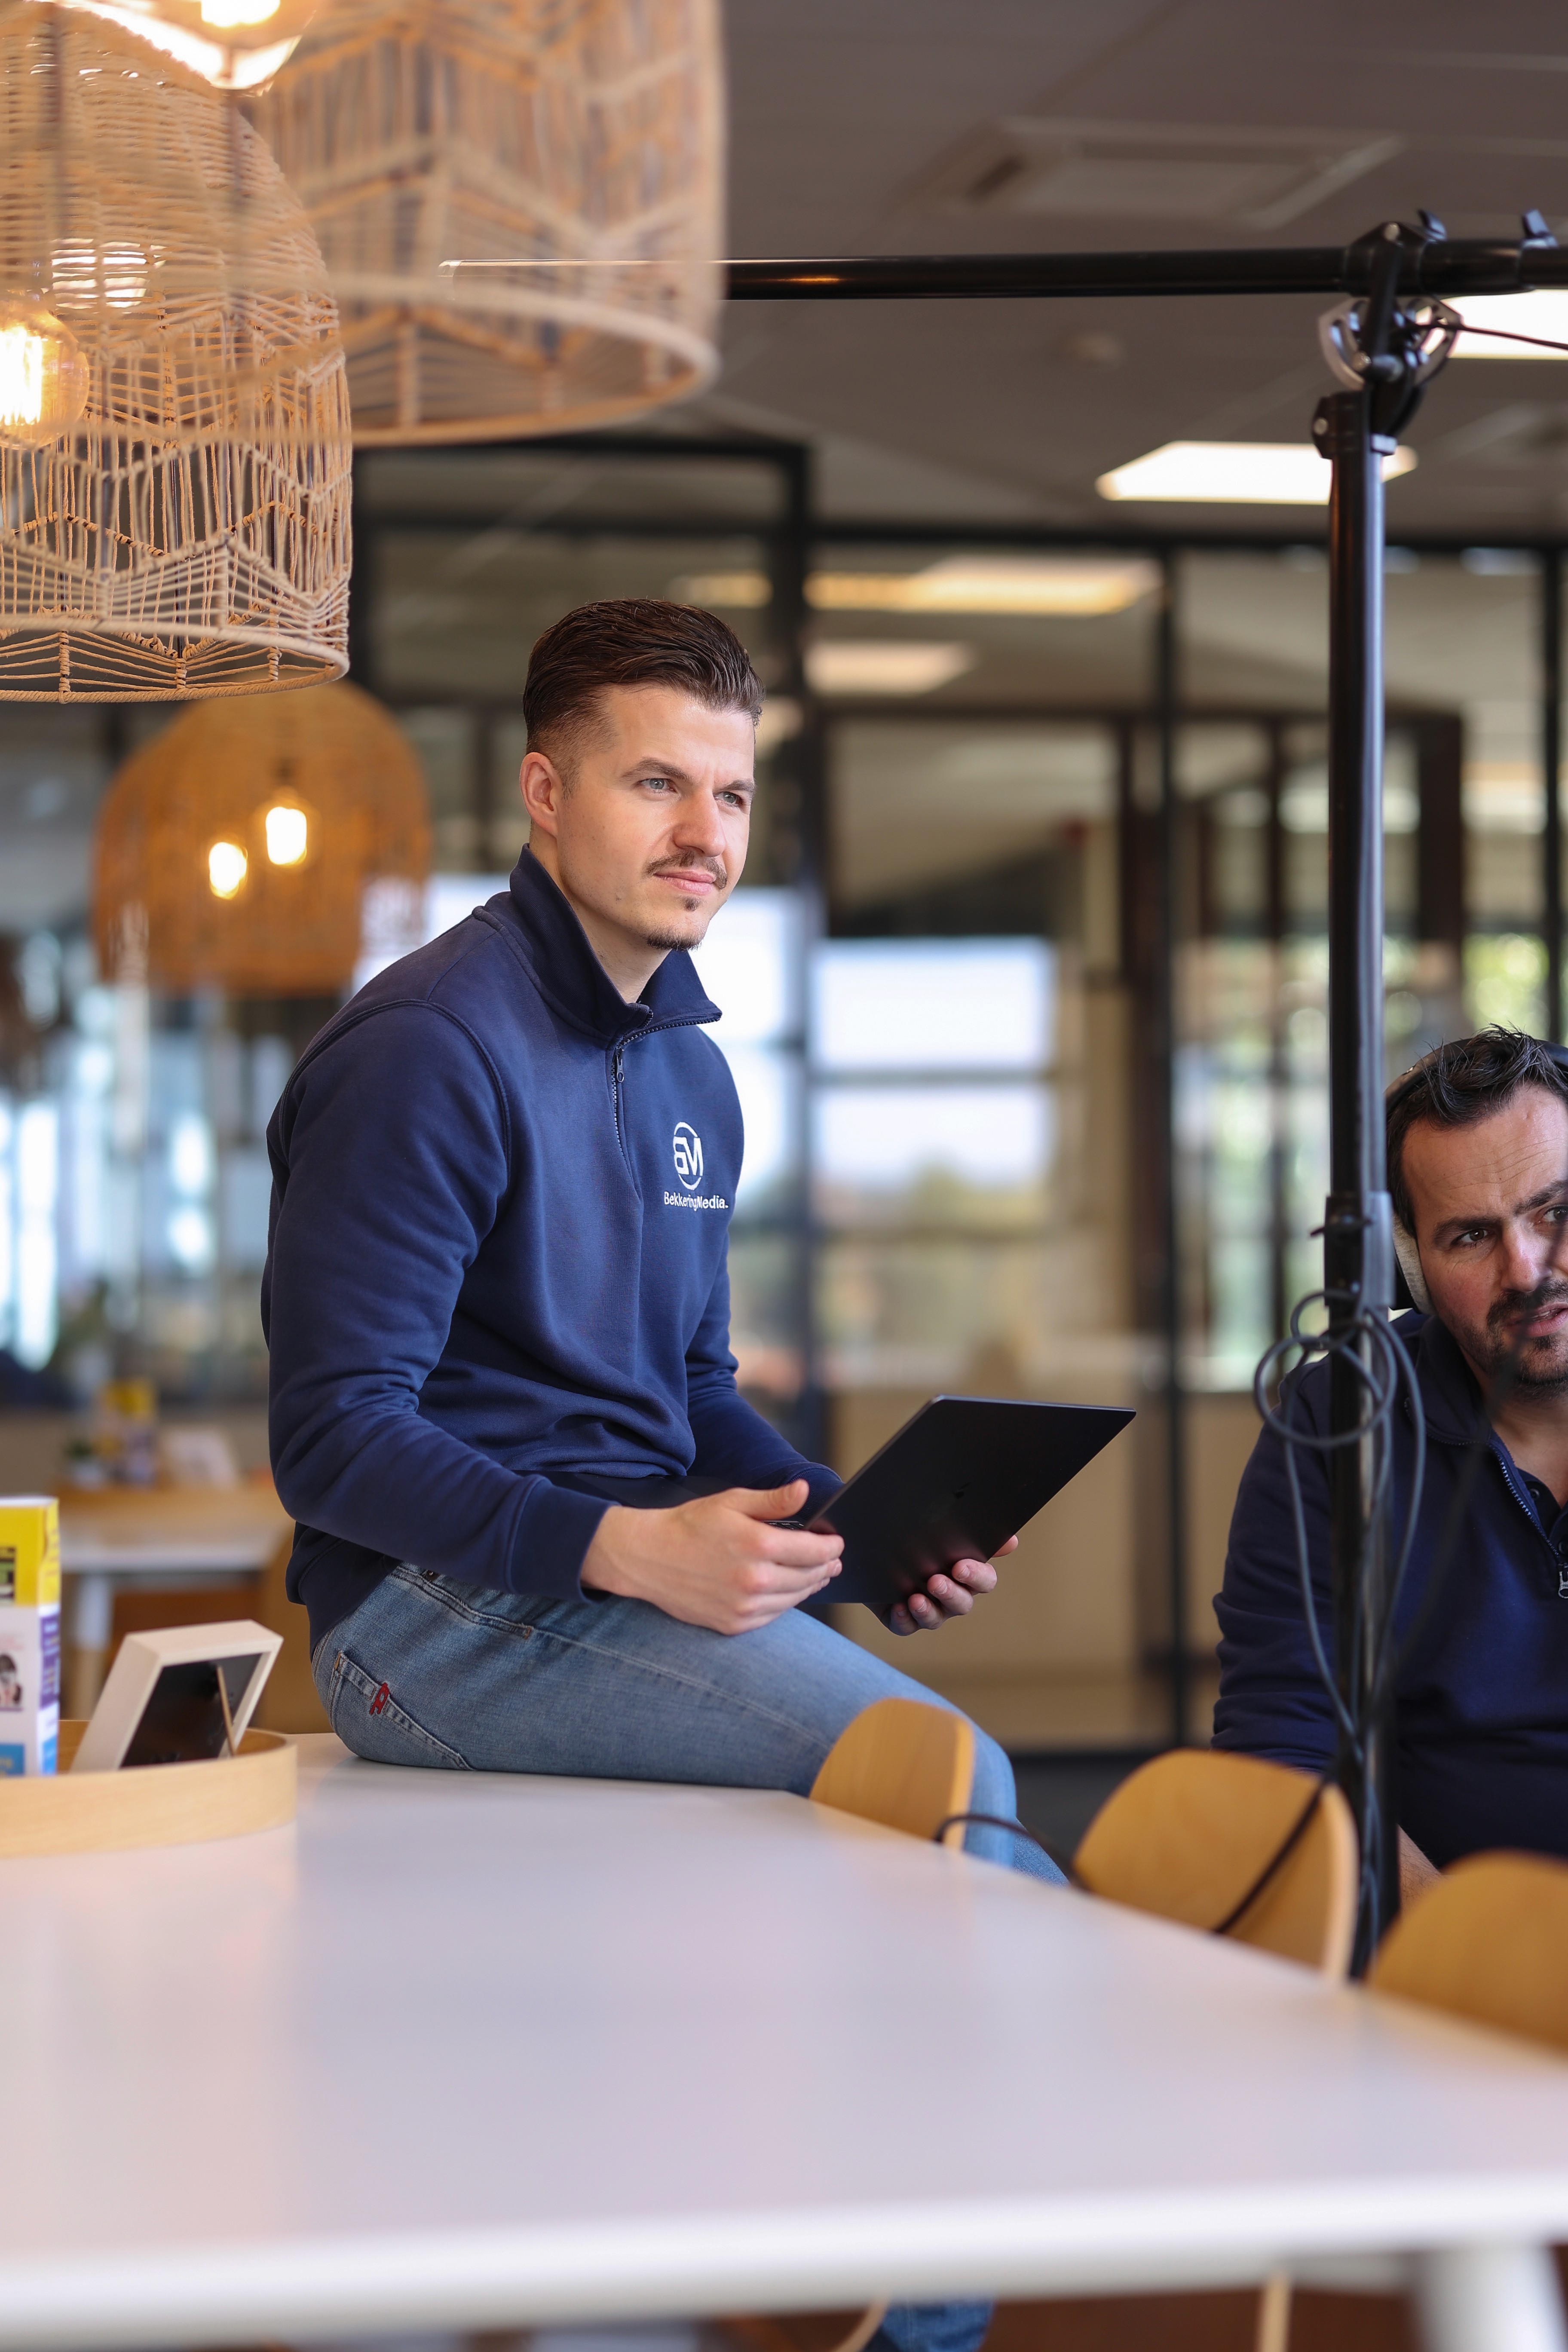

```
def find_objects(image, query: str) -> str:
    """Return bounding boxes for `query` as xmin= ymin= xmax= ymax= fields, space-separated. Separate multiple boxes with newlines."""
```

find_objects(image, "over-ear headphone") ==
xmin=1385 ymin=1038 xmax=1568 ymax=1315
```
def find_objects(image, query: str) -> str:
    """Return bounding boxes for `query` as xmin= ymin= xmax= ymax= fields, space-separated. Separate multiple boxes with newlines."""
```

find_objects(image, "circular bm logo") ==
xmin=673 ymin=1123 xmax=704 ymax=1189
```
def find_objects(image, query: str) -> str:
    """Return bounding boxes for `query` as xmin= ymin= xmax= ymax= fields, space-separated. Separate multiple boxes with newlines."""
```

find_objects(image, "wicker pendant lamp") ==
xmin=0 ymin=4 xmax=352 ymax=700
xmin=247 ymin=0 xmax=723 ymax=445
xmin=93 ymin=680 xmax=432 ymax=992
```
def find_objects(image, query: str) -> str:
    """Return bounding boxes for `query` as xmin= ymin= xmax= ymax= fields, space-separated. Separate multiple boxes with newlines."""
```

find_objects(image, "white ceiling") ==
xmin=681 ymin=0 xmax=1568 ymax=535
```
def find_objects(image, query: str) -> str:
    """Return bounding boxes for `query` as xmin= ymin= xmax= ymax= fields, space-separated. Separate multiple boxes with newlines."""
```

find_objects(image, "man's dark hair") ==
xmin=1387 ymin=1027 xmax=1568 ymax=1231
xmin=522 ymin=598 xmax=763 ymax=769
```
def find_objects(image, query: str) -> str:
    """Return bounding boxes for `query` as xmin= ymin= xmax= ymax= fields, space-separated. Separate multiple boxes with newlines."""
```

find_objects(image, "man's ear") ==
xmin=520 ymin=749 xmax=566 ymax=837
xmin=1393 ymin=1219 xmax=1432 ymax=1314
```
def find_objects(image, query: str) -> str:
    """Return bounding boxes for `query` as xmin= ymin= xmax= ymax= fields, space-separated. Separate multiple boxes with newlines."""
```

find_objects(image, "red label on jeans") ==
xmin=370 ymin=1680 xmax=390 ymax=1715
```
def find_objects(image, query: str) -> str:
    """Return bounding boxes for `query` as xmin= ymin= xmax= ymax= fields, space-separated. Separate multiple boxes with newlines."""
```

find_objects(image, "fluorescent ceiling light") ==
xmin=1098 ymin=440 xmax=1417 ymax=504
xmin=671 ymin=571 xmax=773 ymax=606
xmin=673 ymin=558 xmax=1159 ymax=616
xmin=808 ymin=555 xmax=1160 ymax=616
xmin=805 ymin=642 xmax=976 ymax=696
xmin=1449 ymin=290 xmax=1568 ymax=358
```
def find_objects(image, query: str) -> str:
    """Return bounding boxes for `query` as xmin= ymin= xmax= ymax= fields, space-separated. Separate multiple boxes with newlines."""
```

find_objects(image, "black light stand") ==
xmin=729 ymin=218 xmax=1568 ymax=1964
xmin=1546 ymin=549 xmax=1564 ymax=1046
xmin=1312 ymin=224 xmax=1461 ymax=1959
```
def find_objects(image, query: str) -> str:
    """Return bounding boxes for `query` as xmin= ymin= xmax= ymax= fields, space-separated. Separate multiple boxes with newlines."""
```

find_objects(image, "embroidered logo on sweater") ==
xmin=665 ymin=1121 xmax=727 ymax=1210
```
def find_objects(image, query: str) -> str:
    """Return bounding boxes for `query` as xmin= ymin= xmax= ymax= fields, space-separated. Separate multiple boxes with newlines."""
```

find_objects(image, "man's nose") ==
xmin=1504 ymin=1221 xmax=1553 ymax=1289
xmin=672 ymin=792 xmax=728 ymax=854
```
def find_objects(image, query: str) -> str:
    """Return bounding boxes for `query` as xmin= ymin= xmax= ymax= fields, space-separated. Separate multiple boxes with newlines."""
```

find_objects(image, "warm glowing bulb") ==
xmin=265 ymin=805 xmax=308 ymax=865
xmin=208 ymin=841 xmax=248 ymax=898
xmin=200 ymin=0 xmax=281 ymax=22
xmin=0 ymin=300 xmax=89 ymax=445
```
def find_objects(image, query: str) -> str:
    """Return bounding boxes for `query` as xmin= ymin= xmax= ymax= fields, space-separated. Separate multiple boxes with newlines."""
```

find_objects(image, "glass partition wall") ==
xmin=0 ymin=435 xmax=1564 ymax=1758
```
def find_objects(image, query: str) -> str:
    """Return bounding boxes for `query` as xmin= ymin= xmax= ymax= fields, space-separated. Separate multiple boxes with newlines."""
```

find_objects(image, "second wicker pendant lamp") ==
xmin=248 ymin=0 xmax=725 ymax=444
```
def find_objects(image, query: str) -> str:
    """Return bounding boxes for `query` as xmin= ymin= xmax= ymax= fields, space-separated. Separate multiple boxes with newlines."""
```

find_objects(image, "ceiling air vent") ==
xmin=918 ymin=119 xmax=1403 ymax=232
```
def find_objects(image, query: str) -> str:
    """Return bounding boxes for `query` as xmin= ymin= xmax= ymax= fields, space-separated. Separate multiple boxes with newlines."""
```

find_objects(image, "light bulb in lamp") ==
xmin=0 ymin=300 xmax=89 ymax=445
xmin=208 ymin=841 xmax=248 ymax=899
xmin=265 ymin=805 xmax=308 ymax=865
xmin=60 ymin=0 xmax=320 ymax=89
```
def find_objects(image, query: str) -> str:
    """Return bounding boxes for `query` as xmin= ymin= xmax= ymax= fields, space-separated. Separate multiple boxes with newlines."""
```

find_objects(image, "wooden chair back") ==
xmin=1369 ymin=1851 xmax=1568 ymax=2054
xmin=809 ymin=1698 xmax=975 ymax=1847
xmin=1074 ymin=1748 xmax=1358 ymax=1977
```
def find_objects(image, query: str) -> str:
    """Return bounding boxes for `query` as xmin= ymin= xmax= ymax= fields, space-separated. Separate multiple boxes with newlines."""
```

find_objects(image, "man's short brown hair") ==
xmin=523 ymin=598 xmax=763 ymax=769
xmin=1387 ymin=1027 xmax=1568 ymax=1231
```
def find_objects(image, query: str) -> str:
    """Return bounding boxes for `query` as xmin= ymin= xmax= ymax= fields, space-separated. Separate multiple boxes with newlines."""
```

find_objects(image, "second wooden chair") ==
xmin=1073 ymin=1747 xmax=1358 ymax=1978
xmin=1369 ymin=1849 xmax=1568 ymax=2054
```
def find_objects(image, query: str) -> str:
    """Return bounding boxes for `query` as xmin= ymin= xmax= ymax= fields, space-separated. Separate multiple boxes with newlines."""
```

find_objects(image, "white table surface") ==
xmin=7 ymin=1736 xmax=1568 ymax=2352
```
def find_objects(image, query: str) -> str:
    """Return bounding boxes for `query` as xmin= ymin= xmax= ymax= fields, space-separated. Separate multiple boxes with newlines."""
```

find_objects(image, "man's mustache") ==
xmin=1489 ymin=1278 xmax=1568 ymax=1334
xmin=648 ymin=855 xmax=727 ymax=890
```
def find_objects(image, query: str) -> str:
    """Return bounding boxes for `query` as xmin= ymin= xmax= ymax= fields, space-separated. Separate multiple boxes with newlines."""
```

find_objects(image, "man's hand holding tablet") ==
xmin=579 ymin=1397 xmax=1132 ymax=1637
xmin=888 ymin=1534 xmax=1020 ymax=1635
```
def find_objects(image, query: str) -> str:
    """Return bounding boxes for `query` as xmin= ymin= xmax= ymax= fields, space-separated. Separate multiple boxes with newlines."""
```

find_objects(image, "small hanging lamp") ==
xmin=93 ymin=680 xmax=433 ymax=992
xmin=247 ymin=0 xmax=724 ymax=445
xmin=0 ymin=4 xmax=352 ymax=699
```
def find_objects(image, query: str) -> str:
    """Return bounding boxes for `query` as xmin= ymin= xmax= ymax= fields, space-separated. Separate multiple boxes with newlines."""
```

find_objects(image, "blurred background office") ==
xmin=3 ymin=0 xmax=1566 ymax=1821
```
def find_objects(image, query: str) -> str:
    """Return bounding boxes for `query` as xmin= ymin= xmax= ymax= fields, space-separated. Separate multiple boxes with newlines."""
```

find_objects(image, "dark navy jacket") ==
xmin=1214 ymin=1310 xmax=1568 ymax=1866
xmin=263 ymin=851 xmax=832 ymax=1651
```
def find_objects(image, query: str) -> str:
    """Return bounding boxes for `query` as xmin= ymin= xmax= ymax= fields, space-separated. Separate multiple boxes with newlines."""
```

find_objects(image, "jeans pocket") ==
xmin=326 ymin=1645 xmax=471 ymax=1771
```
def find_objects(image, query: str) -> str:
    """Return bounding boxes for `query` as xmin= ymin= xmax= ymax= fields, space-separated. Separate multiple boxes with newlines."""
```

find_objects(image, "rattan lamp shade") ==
xmin=93 ymin=681 xmax=432 ymax=993
xmin=0 ymin=5 xmax=352 ymax=699
xmin=247 ymin=0 xmax=723 ymax=444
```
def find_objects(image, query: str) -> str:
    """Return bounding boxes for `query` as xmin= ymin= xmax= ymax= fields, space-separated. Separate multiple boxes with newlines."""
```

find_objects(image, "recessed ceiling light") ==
xmin=808 ymin=556 xmax=1159 ymax=616
xmin=805 ymin=642 xmax=976 ymax=695
xmin=676 ymin=560 xmax=1161 ymax=618
xmin=1097 ymin=440 xmax=1417 ymax=504
xmin=1449 ymin=291 xmax=1568 ymax=358
xmin=671 ymin=571 xmax=773 ymax=606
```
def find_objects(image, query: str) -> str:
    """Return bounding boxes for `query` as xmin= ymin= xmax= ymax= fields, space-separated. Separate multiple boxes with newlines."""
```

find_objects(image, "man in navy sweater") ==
xmin=1215 ymin=1028 xmax=1568 ymax=1894
xmin=265 ymin=598 xmax=1052 ymax=1860
xmin=266 ymin=602 xmax=1058 ymax=2352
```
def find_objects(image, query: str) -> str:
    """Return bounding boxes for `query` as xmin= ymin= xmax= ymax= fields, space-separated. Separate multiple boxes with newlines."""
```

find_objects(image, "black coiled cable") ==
xmin=1253 ymin=1290 xmax=1426 ymax=1959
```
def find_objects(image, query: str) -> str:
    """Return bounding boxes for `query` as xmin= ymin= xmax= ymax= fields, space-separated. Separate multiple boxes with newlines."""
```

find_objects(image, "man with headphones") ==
xmin=1214 ymin=1026 xmax=1568 ymax=1892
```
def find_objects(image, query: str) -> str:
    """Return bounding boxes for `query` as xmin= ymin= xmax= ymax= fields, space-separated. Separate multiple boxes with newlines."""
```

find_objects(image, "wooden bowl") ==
xmin=0 ymin=1723 xmax=296 ymax=1859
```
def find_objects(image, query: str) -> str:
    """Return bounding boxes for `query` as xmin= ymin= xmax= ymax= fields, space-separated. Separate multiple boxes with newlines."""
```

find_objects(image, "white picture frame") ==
xmin=72 ymin=1620 xmax=282 ymax=1774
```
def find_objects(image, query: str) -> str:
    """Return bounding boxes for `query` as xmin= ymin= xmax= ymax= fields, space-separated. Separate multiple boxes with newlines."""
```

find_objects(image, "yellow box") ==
xmin=0 ymin=1498 xmax=60 ymax=1609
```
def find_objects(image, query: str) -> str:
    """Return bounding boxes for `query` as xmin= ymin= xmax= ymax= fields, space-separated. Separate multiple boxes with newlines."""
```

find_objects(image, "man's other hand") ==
xmin=888 ymin=1537 xmax=1017 ymax=1636
xmin=581 ymin=1479 xmax=842 ymax=1635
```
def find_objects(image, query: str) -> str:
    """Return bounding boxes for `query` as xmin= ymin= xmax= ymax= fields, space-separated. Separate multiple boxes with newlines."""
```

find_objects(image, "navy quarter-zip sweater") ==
xmin=263 ymin=850 xmax=834 ymax=1653
xmin=1214 ymin=1309 xmax=1568 ymax=1866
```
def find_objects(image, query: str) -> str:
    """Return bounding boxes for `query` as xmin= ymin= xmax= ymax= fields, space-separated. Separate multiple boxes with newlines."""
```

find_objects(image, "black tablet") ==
xmin=811 ymin=1395 xmax=1134 ymax=1616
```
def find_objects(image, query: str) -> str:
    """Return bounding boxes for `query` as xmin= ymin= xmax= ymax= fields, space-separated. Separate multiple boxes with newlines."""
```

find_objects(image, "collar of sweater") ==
xmin=493 ymin=847 xmax=723 ymax=1047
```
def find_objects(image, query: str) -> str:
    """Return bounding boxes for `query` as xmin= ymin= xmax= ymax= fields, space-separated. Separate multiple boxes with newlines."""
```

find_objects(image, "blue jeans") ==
xmin=313 ymin=1568 xmax=1065 ymax=2352
xmin=312 ymin=1564 xmax=1060 ymax=1880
